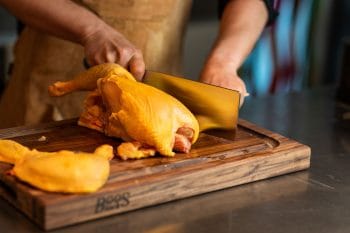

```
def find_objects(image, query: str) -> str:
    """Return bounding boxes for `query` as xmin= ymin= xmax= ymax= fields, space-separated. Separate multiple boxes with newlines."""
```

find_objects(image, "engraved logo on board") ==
xmin=95 ymin=192 xmax=130 ymax=213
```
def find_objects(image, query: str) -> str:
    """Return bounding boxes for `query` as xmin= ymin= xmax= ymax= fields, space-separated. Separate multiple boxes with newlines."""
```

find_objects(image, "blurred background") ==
xmin=0 ymin=0 xmax=349 ymax=97
xmin=185 ymin=0 xmax=350 ymax=97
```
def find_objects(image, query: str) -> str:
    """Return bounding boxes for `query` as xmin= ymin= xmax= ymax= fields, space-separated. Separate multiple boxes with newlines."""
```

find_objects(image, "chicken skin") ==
xmin=49 ymin=64 xmax=199 ymax=159
xmin=0 ymin=140 xmax=113 ymax=193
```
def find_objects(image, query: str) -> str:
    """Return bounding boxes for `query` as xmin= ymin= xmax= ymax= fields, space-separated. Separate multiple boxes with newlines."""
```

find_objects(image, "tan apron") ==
xmin=0 ymin=0 xmax=192 ymax=128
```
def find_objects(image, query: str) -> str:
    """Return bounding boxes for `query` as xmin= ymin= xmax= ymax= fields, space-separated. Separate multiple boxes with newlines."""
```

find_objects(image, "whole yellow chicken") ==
xmin=48 ymin=64 xmax=199 ymax=159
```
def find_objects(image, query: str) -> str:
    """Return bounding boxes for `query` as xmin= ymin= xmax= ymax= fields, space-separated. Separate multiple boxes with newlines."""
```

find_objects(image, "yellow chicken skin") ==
xmin=0 ymin=139 xmax=113 ymax=193
xmin=12 ymin=145 xmax=112 ymax=193
xmin=0 ymin=140 xmax=30 ymax=164
xmin=48 ymin=63 xmax=135 ymax=96
xmin=98 ymin=75 xmax=199 ymax=157
xmin=117 ymin=142 xmax=156 ymax=160
xmin=48 ymin=63 xmax=200 ymax=159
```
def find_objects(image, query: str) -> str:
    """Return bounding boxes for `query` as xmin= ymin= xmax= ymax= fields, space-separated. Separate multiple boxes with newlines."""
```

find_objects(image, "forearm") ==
xmin=200 ymin=0 xmax=268 ymax=104
xmin=0 ymin=0 xmax=104 ymax=45
xmin=208 ymin=0 xmax=268 ymax=71
xmin=0 ymin=0 xmax=145 ymax=79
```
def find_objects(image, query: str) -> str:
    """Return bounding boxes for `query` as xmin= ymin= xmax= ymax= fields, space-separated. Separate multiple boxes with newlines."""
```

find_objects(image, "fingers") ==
xmin=85 ymin=42 xmax=145 ymax=80
xmin=117 ymin=47 xmax=134 ymax=68
xmin=116 ymin=47 xmax=145 ymax=80
xmin=199 ymin=64 xmax=248 ymax=107
xmin=129 ymin=52 xmax=145 ymax=81
xmin=86 ymin=47 xmax=117 ymax=66
xmin=106 ymin=50 xmax=117 ymax=63
xmin=83 ymin=24 xmax=145 ymax=79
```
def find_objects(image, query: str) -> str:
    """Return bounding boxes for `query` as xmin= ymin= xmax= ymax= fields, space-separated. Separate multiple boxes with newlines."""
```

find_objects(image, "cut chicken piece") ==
xmin=117 ymin=142 xmax=156 ymax=160
xmin=48 ymin=63 xmax=200 ymax=159
xmin=12 ymin=145 xmax=112 ymax=193
xmin=0 ymin=140 xmax=30 ymax=164
xmin=0 ymin=139 xmax=114 ymax=193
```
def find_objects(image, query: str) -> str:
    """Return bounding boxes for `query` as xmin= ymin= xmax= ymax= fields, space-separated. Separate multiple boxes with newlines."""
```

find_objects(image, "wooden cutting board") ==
xmin=0 ymin=119 xmax=311 ymax=230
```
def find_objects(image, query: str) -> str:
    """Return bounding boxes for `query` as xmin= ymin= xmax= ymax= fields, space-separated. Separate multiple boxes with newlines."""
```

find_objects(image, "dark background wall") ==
xmin=326 ymin=0 xmax=350 ymax=84
xmin=0 ymin=7 xmax=16 ymax=92
xmin=190 ymin=0 xmax=218 ymax=21
xmin=0 ymin=7 xmax=16 ymax=33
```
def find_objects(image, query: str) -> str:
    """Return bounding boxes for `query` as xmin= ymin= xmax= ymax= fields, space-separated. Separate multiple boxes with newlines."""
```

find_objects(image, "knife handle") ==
xmin=83 ymin=58 xmax=91 ymax=69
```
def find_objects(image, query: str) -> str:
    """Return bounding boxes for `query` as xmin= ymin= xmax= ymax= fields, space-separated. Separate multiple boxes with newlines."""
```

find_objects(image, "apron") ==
xmin=0 ymin=0 xmax=192 ymax=128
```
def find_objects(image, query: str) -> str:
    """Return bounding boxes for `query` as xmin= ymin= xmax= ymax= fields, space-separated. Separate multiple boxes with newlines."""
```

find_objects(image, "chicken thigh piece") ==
xmin=48 ymin=64 xmax=200 ymax=159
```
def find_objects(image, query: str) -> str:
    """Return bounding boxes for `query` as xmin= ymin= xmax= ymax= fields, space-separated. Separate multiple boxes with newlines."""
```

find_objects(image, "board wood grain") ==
xmin=0 ymin=119 xmax=311 ymax=230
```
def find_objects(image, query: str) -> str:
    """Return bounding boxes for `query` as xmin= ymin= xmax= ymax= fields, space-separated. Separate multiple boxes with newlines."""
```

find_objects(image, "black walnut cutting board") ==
xmin=0 ymin=119 xmax=311 ymax=230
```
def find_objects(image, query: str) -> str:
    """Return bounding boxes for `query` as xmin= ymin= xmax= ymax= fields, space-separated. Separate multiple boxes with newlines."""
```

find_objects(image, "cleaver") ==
xmin=143 ymin=70 xmax=240 ymax=132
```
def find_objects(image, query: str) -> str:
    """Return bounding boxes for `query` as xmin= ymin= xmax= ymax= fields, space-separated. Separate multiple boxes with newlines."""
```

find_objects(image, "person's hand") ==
xmin=199 ymin=59 xmax=248 ymax=107
xmin=82 ymin=23 xmax=145 ymax=81
xmin=0 ymin=0 xmax=146 ymax=80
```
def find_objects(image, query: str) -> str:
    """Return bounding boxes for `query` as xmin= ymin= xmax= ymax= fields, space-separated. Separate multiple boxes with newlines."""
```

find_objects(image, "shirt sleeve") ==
xmin=218 ymin=0 xmax=279 ymax=26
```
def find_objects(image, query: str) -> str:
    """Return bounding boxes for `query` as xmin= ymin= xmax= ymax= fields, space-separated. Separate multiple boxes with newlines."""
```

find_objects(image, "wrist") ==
xmin=204 ymin=50 xmax=240 ymax=76
xmin=79 ymin=19 xmax=106 ymax=46
xmin=206 ymin=38 xmax=247 ymax=73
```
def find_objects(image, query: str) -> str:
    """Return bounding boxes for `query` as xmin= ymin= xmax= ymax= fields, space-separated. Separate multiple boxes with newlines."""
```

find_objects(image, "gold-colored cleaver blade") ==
xmin=143 ymin=70 xmax=240 ymax=132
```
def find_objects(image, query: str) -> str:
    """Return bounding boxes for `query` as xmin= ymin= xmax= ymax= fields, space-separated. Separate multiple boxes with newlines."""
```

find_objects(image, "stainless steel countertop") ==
xmin=1 ymin=85 xmax=349 ymax=233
